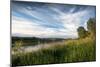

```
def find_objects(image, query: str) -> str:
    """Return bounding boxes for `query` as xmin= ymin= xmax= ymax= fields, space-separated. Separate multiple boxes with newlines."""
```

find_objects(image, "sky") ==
xmin=12 ymin=1 xmax=96 ymax=39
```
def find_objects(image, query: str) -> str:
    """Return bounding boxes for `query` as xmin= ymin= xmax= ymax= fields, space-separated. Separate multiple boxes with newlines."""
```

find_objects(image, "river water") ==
xmin=12 ymin=41 xmax=66 ymax=54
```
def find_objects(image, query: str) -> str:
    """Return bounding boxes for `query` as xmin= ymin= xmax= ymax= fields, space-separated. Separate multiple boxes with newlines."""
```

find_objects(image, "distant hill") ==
xmin=12 ymin=37 xmax=65 ymax=46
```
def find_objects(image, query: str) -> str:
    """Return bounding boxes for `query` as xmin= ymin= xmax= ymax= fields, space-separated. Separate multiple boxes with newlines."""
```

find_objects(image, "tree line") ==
xmin=77 ymin=18 xmax=96 ymax=38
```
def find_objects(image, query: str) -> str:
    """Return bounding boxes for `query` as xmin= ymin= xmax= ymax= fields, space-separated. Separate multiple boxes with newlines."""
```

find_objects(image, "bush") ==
xmin=77 ymin=26 xmax=87 ymax=38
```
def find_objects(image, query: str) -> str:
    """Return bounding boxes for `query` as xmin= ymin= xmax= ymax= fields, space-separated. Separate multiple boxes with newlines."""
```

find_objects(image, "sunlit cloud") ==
xmin=12 ymin=1 xmax=96 ymax=38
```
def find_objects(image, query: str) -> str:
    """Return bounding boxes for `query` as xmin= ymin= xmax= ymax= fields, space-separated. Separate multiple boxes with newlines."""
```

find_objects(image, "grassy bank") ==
xmin=12 ymin=36 xmax=96 ymax=66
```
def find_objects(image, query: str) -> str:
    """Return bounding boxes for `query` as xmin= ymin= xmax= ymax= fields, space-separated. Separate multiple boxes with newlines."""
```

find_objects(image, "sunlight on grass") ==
xmin=12 ymin=35 xmax=96 ymax=66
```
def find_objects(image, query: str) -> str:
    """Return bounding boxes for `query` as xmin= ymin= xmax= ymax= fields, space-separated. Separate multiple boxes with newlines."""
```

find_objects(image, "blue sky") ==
xmin=12 ymin=1 xmax=96 ymax=38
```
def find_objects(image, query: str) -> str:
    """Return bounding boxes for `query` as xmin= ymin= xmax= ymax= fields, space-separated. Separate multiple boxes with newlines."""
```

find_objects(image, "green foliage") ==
xmin=77 ymin=26 xmax=87 ymax=38
xmin=87 ymin=18 xmax=96 ymax=34
xmin=12 ymin=36 xmax=96 ymax=66
xmin=77 ymin=18 xmax=96 ymax=38
xmin=15 ymin=40 xmax=23 ymax=48
xmin=13 ymin=40 xmax=23 ymax=52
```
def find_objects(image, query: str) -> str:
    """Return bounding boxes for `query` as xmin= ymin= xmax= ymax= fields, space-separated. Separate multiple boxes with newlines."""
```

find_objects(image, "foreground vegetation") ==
xmin=12 ymin=36 xmax=95 ymax=66
xmin=12 ymin=18 xmax=96 ymax=66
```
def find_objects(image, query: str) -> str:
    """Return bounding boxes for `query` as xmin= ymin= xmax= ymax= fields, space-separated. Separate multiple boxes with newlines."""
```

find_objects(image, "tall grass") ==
xmin=12 ymin=36 xmax=96 ymax=66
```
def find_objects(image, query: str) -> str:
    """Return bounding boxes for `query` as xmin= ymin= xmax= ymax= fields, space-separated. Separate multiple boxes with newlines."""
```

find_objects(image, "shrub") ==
xmin=77 ymin=26 xmax=87 ymax=38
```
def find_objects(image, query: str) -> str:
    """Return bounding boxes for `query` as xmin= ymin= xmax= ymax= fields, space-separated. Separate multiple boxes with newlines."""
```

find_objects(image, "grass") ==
xmin=12 ymin=35 xmax=96 ymax=66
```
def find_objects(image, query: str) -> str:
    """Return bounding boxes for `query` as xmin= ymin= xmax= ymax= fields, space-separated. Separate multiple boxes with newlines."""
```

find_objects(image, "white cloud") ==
xmin=12 ymin=4 xmax=94 ymax=39
xmin=69 ymin=7 xmax=76 ymax=13
xmin=12 ymin=16 xmax=71 ymax=38
xmin=52 ymin=8 xmax=90 ymax=38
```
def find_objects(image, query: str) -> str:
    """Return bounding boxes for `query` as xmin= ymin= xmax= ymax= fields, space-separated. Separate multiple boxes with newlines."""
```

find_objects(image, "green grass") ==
xmin=12 ymin=36 xmax=96 ymax=66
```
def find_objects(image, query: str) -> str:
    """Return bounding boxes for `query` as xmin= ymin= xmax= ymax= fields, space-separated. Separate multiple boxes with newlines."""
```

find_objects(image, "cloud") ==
xmin=12 ymin=3 xmax=65 ymax=29
xmin=12 ymin=2 xmax=96 ymax=38
xmin=49 ymin=6 xmax=96 ymax=38
xmin=12 ymin=16 xmax=68 ymax=38
xmin=48 ymin=7 xmax=90 ymax=38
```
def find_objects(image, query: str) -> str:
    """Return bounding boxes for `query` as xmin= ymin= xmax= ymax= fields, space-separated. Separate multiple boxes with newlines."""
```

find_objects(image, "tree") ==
xmin=87 ymin=18 xmax=96 ymax=34
xmin=77 ymin=26 xmax=87 ymax=38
